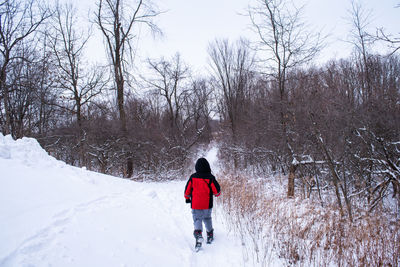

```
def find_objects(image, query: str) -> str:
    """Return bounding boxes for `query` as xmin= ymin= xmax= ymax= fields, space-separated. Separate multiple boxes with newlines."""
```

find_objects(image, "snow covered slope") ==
xmin=0 ymin=135 xmax=243 ymax=267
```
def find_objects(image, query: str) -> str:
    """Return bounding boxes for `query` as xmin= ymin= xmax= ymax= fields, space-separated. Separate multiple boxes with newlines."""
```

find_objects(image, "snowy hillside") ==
xmin=0 ymin=135 xmax=244 ymax=266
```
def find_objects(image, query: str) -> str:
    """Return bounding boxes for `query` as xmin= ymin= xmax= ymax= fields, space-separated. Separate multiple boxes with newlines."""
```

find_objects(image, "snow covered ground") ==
xmin=0 ymin=135 xmax=244 ymax=267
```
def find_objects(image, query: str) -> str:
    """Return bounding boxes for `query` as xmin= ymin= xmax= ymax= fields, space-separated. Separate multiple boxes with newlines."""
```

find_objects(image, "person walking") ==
xmin=184 ymin=157 xmax=221 ymax=250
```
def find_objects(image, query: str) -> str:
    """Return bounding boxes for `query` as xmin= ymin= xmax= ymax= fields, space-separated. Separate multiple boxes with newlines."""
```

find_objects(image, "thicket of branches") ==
xmin=0 ymin=0 xmax=213 ymax=180
xmin=0 ymin=0 xmax=399 ymax=218
xmin=216 ymin=53 xmax=400 ymax=220
xmin=214 ymin=0 xmax=400 ymax=220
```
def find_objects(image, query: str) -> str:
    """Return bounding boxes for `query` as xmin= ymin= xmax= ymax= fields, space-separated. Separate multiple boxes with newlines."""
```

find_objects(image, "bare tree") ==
xmin=0 ymin=0 xmax=50 ymax=137
xmin=348 ymin=0 xmax=375 ymax=103
xmin=376 ymin=4 xmax=400 ymax=55
xmin=145 ymin=54 xmax=212 ymax=166
xmin=6 ymin=45 xmax=38 ymax=138
xmin=146 ymin=53 xmax=189 ymax=132
xmin=376 ymin=29 xmax=400 ymax=56
xmin=248 ymin=0 xmax=323 ymax=197
xmin=34 ymin=37 xmax=58 ymax=136
xmin=187 ymin=79 xmax=214 ymax=142
xmin=49 ymin=3 xmax=106 ymax=166
xmin=208 ymin=38 xmax=255 ymax=168
xmin=94 ymin=0 xmax=160 ymax=177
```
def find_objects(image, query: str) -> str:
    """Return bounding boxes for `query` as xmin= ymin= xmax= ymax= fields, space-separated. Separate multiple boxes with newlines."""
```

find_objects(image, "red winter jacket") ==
xmin=184 ymin=173 xmax=221 ymax=209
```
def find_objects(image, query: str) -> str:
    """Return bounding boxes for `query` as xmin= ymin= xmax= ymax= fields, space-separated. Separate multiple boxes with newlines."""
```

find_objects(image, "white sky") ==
xmin=73 ymin=0 xmax=399 ymax=74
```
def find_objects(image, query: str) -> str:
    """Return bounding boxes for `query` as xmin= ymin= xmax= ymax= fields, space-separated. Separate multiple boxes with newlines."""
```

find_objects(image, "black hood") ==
xmin=195 ymin=158 xmax=211 ymax=174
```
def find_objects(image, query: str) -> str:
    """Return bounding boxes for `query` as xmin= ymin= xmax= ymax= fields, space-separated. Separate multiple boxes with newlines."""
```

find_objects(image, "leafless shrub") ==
xmin=217 ymin=172 xmax=400 ymax=266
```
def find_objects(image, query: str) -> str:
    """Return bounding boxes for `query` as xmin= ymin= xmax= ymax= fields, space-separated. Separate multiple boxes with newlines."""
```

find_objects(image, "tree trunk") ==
xmin=1 ymin=61 xmax=12 ymax=136
xmin=287 ymin=163 xmax=297 ymax=198
xmin=318 ymin=137 xmax=345 ymax=217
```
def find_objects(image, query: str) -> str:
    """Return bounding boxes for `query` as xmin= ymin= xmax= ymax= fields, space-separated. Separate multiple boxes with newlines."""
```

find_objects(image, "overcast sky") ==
xmin=74 ymin=0 xmax=399 ymax=74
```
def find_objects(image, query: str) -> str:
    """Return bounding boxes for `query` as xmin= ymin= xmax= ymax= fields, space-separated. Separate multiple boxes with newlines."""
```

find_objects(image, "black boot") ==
xmin=206 ymin=229 xmax=214 ymax=244
xmin=194 ymin=230 xmax=203 ymax=251
xmin=193 ymin=230 xmax=203 ymax=242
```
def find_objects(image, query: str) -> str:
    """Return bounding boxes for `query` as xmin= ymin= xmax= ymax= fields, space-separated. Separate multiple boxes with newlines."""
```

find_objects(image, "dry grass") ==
xmin=216 ymin=173 xmax=400 ymax=267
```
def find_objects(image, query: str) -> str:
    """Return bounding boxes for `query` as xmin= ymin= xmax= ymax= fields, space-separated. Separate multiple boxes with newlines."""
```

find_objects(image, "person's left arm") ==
xmin=211 ymin=177 xmax=221 ymax=197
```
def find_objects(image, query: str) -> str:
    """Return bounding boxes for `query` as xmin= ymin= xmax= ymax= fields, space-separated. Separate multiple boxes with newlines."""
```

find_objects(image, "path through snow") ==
xmin=0 ymin=136 xmax=244 ymax=267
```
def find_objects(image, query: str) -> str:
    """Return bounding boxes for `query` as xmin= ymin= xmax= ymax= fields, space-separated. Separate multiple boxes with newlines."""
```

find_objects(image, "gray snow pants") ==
xmin=192 ymin=209 xmax=213 ymax=232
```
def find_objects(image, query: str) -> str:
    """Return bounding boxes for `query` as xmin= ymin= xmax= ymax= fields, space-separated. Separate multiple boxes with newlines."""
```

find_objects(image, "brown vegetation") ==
xmin=217 ymin=173 xmax=400 ymax=266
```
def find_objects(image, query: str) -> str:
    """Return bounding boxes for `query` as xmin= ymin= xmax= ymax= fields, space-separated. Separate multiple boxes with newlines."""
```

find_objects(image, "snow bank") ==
xmin=0 ymin=134 xmax=244 ymax=267
xmin=0 ymin=134 xmax=59 ymax=167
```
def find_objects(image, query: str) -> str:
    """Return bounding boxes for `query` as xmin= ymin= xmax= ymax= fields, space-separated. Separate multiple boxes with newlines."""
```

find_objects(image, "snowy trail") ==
xmin=0 ymin=136 xmax=245 ymax=267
